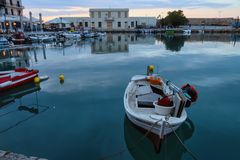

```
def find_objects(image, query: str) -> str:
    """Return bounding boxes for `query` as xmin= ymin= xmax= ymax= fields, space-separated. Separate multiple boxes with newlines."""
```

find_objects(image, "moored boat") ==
xmin=29 ymin=35 xmax=56 ymax=43
xmin=183 ymin=29 xmax=191 ymax=35
xmin=0 ymin=68 xmax=39 ymax=91
xmin=124 ymin=66 xmax=198 ymax=139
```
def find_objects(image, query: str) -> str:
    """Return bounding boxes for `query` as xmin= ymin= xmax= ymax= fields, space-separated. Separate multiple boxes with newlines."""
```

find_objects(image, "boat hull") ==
xmin=0 ymin=69 xmax=38 ymax=92
xmin=125 ymin=110 xmax=181 ymax=137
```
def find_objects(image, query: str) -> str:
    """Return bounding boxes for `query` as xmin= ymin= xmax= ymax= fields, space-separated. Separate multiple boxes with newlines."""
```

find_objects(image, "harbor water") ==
xmin=0 ymin=33 xmax=240 ymax=160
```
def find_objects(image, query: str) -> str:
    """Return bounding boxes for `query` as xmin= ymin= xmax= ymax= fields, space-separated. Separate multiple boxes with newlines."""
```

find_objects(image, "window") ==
xmin=131 ymin=21 xmax=134 ymax=28
xmin=91 ymin=22 xmax=95 ymax=27
xmin=118 ymin=22 xmax=121 ymax=28
xmin=85 ymin=22 xmax=88 ymax=27
xmin=108 ymin=11 xmax=111 ymax=18
xmin=90 ymin=12 xmax=94 ymax=18
xmin=118 ymin=12 xmax=121 ymax=18
xmin=17 ymin=1 xmax=20 ymax=7
xmin=18 ymin=10 xmax=21 ymax=16
xmin=98 ymin=22 xmax=102 ymax=28
xmin=79 ymin=22 xmax=83 ymax=27
xmin=10 ymin=0 xmax=13 ymax=5
xmin=118 ymin=36 xmax=121 ymax=42
xmin=11 ymin=9 xmax=14 ymax=15
xmin=125 ymin=11 xmax=128 ymax=18
xmin=98 ymin=12 xmax=101 ymax=18
xmin=5 ymin=8 xmax=8 ymax=15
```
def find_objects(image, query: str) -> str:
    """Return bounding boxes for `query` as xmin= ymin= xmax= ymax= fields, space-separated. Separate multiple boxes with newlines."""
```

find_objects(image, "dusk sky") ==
xmin=22 ymin=0 xmax=240 ymax=21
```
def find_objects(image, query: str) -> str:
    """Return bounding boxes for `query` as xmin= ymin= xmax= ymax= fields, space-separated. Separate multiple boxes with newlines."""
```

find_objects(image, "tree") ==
xmin=163 ymin=10 xmax=188 ymax=27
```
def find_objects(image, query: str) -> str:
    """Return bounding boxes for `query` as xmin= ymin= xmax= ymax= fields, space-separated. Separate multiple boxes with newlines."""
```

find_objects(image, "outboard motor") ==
xmin=181 ymin=84 xmax=198 ymax=107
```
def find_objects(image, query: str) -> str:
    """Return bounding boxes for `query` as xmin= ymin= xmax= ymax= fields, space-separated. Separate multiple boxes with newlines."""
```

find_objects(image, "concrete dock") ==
xmin=0 ymin=150 xmax=47 ymax=160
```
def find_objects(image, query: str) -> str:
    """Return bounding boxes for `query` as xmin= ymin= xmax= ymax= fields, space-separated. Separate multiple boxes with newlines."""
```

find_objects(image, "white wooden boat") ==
xmin=124 ymin=74 xmax=198 ymax=139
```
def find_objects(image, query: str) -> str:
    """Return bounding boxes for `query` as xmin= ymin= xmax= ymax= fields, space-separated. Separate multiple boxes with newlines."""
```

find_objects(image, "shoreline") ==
xmin=1 ymin=28 xmax=239 ymax=35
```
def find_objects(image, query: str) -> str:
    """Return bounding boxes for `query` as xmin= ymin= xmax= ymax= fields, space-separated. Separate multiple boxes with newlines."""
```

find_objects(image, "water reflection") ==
xmin=124 ymin=116 xmax=195 ymax=160
xmin=0 ymin=33 xmax=239 ymax=71
xmin=0 ymin=49 xmax=30 ymax=71
xmin=0 ymin=82 xmax=40 ymax=108
xmin=91 ymin=34 xmax=155 ymax=54
xmin=157 ymin=35 xmax=189 ymax=52
xmin=0 ymin=82 xmax=50 ymax=134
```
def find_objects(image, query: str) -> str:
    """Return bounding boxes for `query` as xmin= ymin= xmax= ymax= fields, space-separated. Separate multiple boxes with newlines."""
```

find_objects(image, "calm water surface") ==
xmin=0 ymin=33 xmax=240 ymax=160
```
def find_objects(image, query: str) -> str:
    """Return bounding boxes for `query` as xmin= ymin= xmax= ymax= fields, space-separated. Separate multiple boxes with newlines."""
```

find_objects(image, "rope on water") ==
xmin=99 ymin=118 xmax=163 ymax=160
xmin=0 ymin=104 xmax=52 ymax=135
xmin=165 ymin=121 xmax=198 ymax=160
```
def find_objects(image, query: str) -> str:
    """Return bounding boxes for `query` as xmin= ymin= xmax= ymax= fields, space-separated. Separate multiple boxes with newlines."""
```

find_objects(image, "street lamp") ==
xmin=13 ymin=22 xmax=17 ymax=31
xmin=60 ymin=17 xmax=63 ymax=30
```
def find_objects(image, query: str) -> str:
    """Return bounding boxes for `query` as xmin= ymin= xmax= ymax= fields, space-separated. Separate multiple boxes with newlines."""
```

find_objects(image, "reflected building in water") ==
xmin=0 ymin=49 xmax=30 ymax=70
xmin=91 ymin=34 xmax=155 ymax=54
xmin=91 ymin=34 xmax=129 ymax=54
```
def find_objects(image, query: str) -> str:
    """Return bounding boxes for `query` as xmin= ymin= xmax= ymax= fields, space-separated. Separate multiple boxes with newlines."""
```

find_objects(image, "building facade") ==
xmin=0 ymin=0 xmax=24 ymax=32
xmin=188 ymin=18 xmax=234 ymax=26
xmin=47 ymin=8 xmax=157 ymax=30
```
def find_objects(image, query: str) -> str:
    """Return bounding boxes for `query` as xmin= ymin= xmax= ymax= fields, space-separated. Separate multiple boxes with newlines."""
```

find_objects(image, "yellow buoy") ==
xmin=149 ymin=65 xmax=154 ymax=72
xmin=34 ymin=77 xmax=40 ymax=84
xmin=147 ymin=65 xmax=154 ymax=75
xmin=59 ymin=74 xmax=65 ymax=81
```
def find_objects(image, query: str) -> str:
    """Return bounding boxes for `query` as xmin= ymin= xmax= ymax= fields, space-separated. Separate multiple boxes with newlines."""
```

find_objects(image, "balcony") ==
xmin=105 ymin=17 xmax=114 ymax=21
xmin=4 ymin=3 xmax=24 ymax=9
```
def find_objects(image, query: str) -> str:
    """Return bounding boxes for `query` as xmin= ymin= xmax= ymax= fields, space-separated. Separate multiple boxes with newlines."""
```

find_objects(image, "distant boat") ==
xmin=96 ymin=32 xmax=107 ymax=37
xmin=124 ymin=71 xmax=198 ymax=139
xmin=0 ymin=68 xmax=39 ymax=91
xmin=29 ymin=35 xmax=56 ymax=43
xmin=81 ymin=31 xmax=97 ymax=39
xmin=183 ymin=29 xmax=191 ymax=35
xmin=63 ymin=32 xmax=81 ymax=39
xmin=11 ymin=32 xmax=27 ymax=44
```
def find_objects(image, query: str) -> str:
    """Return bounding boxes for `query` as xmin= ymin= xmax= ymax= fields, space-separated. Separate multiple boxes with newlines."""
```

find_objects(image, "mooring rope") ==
xmin=165 ymin=121 xmax=198 ymax=160
xmin=0 ymin=105 xmax=52 ymax=135
xmin=99 ymin=118 xmax=163 ymax=160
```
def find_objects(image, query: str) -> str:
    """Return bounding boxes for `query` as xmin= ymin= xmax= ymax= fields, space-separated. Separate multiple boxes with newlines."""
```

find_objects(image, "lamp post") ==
xmin=39 ymin=13 xmax=43 ymax=32
xmin=29 ymin=11 xmax=33 ymax=32
xmin=60 ymin=17 xmax=63 ymax=30
xmin=13 ymin=22 xmax=17 ymax=32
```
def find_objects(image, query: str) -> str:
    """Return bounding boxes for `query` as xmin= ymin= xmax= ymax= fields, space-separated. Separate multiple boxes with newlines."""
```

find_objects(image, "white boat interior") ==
xmin=124 ymin=75 xmax=190 ymax=136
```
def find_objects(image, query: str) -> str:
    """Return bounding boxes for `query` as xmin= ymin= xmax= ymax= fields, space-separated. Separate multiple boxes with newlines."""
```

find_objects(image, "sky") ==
xmin=22 ymin=0 xmax=240 ymax=21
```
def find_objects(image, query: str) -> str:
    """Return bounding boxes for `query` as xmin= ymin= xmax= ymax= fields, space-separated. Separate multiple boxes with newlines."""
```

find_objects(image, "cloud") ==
xmin=22 ymin=0 xmax=240 ymax=20
xmin=22 ymin=0 xmax=238 ymax=9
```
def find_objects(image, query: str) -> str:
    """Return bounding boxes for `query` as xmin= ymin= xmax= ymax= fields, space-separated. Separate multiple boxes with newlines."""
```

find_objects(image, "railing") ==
xmin=4 ymin=3 xmax=24 ymax=9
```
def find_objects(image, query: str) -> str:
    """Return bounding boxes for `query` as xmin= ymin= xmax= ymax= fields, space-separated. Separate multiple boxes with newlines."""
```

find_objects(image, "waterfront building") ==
xmin=0 ymin=0 xmax=24 ymax=32
xmin=188 ymin=18 xmax=234 ymax=26
xmin=46 ymin=8 xmax=157 ymax=31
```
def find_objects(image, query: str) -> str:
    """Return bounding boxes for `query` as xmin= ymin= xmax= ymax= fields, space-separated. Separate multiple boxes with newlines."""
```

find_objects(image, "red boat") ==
xmin=0 ymin=68 xmax=39 ymax=91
